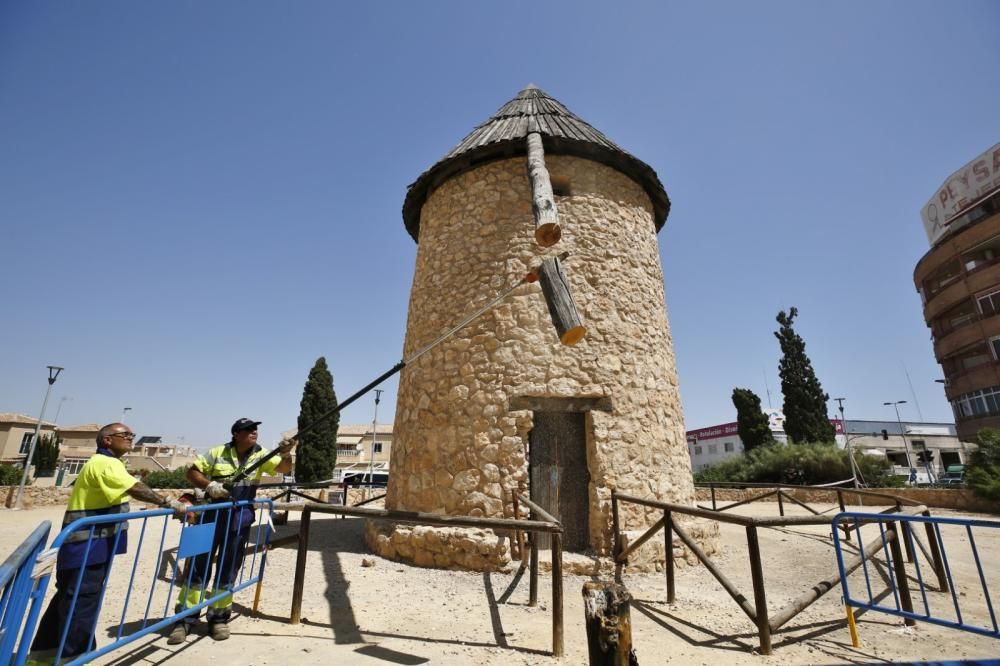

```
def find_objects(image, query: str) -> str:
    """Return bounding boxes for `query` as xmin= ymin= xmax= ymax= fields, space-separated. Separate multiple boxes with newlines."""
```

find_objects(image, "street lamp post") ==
xmin=365 ymin=390 xmax=383 ymax=501
xmin=14 ymin=366 xmax=64 ymax=509
xmin=53 ymin=396 xmax=71 ymax=425
xmin=121 ymin=407 xmax=132 ymax=423
xmin=884 ymin=400 xmax=916 ymax=484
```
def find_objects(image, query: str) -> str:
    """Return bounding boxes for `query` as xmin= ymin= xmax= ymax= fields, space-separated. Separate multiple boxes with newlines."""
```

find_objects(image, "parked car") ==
xmin=938 ymin=464 xmax=966 ymax=487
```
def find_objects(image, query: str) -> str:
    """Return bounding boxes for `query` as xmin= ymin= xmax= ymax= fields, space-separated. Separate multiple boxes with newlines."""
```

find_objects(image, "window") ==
xmin=952 ymin=385 xmax=1000 ymax=418
xmin=977 ymin=290 xmax=1000 ymax=316
xmin=19 ymin=433 xmax=33 ymax=454
xmin=61 ymin=459 xmax=86 ymax=475
xmin=373 ymin=442 xmax=383 ymax=454
xmin=708 ymin=443 xmax=718 ymax=454
xmin=550 ymin=175 xmax=572 ymax=197
xmin=990 ymin=336 xmax=1000 ymax=360
xmin=724 ymin=442 xmax=734 ymax=452
xmin=694 ymin=446 xmax=703 ymax=456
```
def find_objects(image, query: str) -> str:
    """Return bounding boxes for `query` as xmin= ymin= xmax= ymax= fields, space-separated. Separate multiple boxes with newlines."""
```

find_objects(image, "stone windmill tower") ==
xmin=367 ymin=85 xmax=700 ymax=570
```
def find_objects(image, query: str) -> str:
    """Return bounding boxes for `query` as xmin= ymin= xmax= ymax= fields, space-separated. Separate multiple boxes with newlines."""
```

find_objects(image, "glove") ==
xmin=166 ymin=498 xmax=189 ymax=517
xmin=205 ymin=480 xmax=231 ymax=500
xmin=278 ymin=438 xmax=297 ymax=455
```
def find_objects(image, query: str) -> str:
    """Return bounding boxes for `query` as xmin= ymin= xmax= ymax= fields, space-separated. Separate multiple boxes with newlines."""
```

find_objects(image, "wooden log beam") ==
xmin=616 ymin=516 xmax=665 ymax=563
xmin=526 ymin=132 xmax=561 ymax=247
xmin=536 ymin=255 xmax=586 ymax=346
xmin=582 ymin=581 xmax=637 ymax=665
xmin=768 ymin=524 xmax=896 ymax=631
xmin=672 ymin=520 xmax=757 ymax=622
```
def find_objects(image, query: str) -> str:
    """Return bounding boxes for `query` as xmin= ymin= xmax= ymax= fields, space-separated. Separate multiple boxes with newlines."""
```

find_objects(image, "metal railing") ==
xmin=833 ymin=511 xmax=1000 ymax=640
xmin=0 ymin=521 xmax=52 ymax=666
xmin=279 ymin=494 xmax=566 ymax=656
xmin=11 ymin=499 xmax=272 ymax=666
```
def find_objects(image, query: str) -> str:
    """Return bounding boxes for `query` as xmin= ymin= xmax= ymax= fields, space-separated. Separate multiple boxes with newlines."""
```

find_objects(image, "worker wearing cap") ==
xmin=29 ymin=423 xmax=186 ymax=663
xmin=168 ymin=418 xmax=294 ymax=643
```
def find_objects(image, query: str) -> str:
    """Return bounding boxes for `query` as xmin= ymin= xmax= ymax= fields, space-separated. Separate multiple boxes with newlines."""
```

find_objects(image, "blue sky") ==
xmin=2 ymin=1 xmax=998 ymax=449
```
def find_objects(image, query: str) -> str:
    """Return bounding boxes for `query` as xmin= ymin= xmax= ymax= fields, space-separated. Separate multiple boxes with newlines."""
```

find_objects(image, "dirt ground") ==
xmin=3 ymin=499 xmax=999 ymax=665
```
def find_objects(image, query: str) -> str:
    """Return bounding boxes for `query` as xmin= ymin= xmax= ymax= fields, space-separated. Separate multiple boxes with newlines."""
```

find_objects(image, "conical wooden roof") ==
xmin=402 ymin=85 xmax=670 ymax=241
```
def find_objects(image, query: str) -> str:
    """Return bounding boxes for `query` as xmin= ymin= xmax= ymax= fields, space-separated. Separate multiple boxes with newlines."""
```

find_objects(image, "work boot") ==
xmin=209 ymin=623 xmax=230 ymax=641
xmin=166 ymin=622 xmax=188 ymax=645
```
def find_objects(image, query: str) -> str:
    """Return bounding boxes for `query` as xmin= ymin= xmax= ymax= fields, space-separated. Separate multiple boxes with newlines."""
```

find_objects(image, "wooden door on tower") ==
xmin=529 ymin=411 xmax=590 ymax=551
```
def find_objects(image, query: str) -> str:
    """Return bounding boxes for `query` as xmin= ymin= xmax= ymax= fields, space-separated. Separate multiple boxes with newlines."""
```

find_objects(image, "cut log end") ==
xmin=560 ymin=325 xmax=587 ymax=346
xmin=534 ymin=222 xmax=562 ymax=247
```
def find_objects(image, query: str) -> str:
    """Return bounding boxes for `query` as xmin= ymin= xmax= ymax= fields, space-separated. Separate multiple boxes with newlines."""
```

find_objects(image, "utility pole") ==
xmin=365 ymin=389 xmax=383 ymax=500
xmin=122 ymin=406 xmax=132 ymax=423
xmin=834 ymin=397 xmax=860 ymax=489
xmin=14 ymin=366 xmax=64 ymax=509
xmin=885 ymin=401 xmax=916 ymax=484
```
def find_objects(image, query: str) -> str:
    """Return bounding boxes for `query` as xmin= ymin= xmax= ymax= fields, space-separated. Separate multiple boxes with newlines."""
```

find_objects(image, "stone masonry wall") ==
xmin=369 ymin=155 xmax=710 ymax=570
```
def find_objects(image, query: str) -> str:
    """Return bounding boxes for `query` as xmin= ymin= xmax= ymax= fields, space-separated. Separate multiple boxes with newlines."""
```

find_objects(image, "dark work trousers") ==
xmin=179 ymin=515 xmax=251 ymax=625
xmin=31 ymin=563 xmax=109 ymax=660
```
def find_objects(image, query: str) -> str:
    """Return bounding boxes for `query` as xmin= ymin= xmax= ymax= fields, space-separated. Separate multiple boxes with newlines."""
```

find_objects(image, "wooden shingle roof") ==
xmin=402 ymin=85 xmax=670 ymax=241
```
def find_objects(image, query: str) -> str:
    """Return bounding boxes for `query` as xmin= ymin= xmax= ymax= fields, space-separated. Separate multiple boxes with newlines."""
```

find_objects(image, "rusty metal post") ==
xmin=664 ymin=510 xmax=675 ymax=604
xmin=886 ymin=522 xmax=916 ymax=625
xmin=529 ymin=531 xmax=539 ymax=607
xmin=290 ymin=506 xmax=312 ymax=624
xmin=776 ymin=489 xmax=785 ymax=517
xmin=552 ymin=531 xmax=564 ymax=657
xmin=612 ymin=491 xmax=623 ymax=583
xmin=746 ymin=526 xmax=772 ymax=655
xmin=922 ymin=510 xmax=949 ymax=592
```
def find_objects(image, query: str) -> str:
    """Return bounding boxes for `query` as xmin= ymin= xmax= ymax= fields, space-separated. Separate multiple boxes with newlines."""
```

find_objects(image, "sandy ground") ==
xmin=3 ymin=500 xmax=999 ymax=665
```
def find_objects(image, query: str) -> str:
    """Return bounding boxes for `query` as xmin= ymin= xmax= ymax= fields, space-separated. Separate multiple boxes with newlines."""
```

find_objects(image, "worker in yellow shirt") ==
xmin=28 ymin=423 xmax=186 ymax=663
xmin=168 ymin=418 xmax=294 ymax=643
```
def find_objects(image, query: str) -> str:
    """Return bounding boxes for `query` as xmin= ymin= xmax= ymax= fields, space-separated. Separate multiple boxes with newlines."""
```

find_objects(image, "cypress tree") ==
xmin=295 ymin=357 xmax=339 ymax=482
xmin=731 ymin=388 xmax=774 ymax=453
xmin=774 ymin=307 xmax=835 ymax=444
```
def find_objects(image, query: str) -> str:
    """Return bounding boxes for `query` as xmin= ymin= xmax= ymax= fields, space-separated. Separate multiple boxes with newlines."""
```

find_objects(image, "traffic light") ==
xmin=881 ymin=429 xmax=889 ymax=440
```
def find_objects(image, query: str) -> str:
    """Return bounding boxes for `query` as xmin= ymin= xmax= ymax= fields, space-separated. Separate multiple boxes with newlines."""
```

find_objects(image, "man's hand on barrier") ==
xmin=167 ymin=498 xmax=189 ymax=517
xmin=205 ymin=480 xmax=231 ymax=501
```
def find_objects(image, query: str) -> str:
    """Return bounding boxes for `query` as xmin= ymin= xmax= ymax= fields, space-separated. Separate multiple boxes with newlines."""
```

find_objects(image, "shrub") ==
xmin=694 ymin=441 xmax=899 ymax=487
xmin=143 ymin=467 xmax=190 ymax=489
xmin=0 ymin=463 xmax=21 ymax=486
xmin=967 ymin=428 xmax=1000 ymax=500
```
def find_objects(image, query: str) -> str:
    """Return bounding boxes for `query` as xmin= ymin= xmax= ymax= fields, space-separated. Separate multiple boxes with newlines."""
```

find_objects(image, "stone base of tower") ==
xmin=363 ymin=515 xmax=719 ymax=574
xmin=365 ymin=521 xmax=512 ymax=572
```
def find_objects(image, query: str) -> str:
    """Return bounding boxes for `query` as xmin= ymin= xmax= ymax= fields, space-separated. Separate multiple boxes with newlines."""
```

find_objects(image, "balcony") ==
xmin=934 ymin=311 xmax=1000 ymax=359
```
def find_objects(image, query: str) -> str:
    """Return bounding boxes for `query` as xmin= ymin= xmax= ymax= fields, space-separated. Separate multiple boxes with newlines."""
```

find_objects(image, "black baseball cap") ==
xmin=231 ymin=418 xmax=262 ymax=433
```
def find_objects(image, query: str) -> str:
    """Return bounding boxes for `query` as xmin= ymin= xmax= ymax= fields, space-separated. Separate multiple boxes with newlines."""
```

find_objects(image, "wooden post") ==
xmin=746 ymin=526 xmax=772 ymax=655
xmin=922 ymin=511 xmax=949 ymax=592
xmin=552 ymin=532 xmax=564 ymax=658
xmin=511 ymin=491 xmax=521 ymax=560
xmin=886 ymin=523 xmax=916 ymax=626
xmin=536 ymin=255 xmax=586 ymax=346
xmin=612 ymin=492 xmax=623 ymax=583
xmin=582 ymin=581 xmax=636 ymax=666
xmin=526 ymin=132 xmax=562 ymax=247
xmin=664 ymin=510 xmax=675 ymax=604
xmin=710 ymin=483 xmax=717 ymax=510
xmin=776 ymin=489 xmax=785 ymax=517
xmin=895 ymin=501 xmax=914 ymax=562
xmin=529 ymin=532 xmax=539 ymax=607
xmin=289 ymin=507 xmax=312 ymax=624
xmin=837 ymin=489 xmax=851 ymax=542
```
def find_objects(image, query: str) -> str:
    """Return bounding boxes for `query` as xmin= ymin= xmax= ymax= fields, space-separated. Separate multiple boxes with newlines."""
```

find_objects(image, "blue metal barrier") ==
xmin=0 ymin=520 xmax=52 ymax=666
xmin=12 ymin=499 xmax=272 ymax=666
xmin=833 ymin=511 xmax=1000 ymax=640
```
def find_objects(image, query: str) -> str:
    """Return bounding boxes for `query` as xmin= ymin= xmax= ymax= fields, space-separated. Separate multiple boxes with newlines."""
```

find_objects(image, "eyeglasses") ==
xmin=109 ymin=432 xmax=136 ymax=440
xmin=237 ymin=428 xmax=258 ymax=434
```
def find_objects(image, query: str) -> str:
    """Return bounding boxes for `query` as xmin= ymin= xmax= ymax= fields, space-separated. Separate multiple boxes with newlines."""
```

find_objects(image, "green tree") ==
xmin=775 ymin=307 xmax=835 ymax=444
xmin=0 ymin=463 xmax=21 ymax=486
xmin=32 ymin=433 xmax=61 ymax=478
xmin=144 ymin=467 xmax=190 ymax=489
xmin=731 ymin=388 xmax=775 ymax=453
xmin=295 ymin=357 xmax=339 ymax=483
xmin=966 ymin=428 xmax=1000 ymax=500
